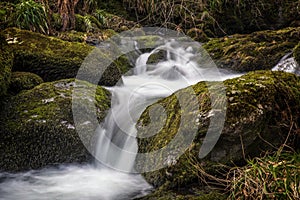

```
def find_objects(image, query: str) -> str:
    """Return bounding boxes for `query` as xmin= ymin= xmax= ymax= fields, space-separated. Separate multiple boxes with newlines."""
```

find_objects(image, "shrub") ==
xmin=14 ymin=0 xmax=49 ymax=34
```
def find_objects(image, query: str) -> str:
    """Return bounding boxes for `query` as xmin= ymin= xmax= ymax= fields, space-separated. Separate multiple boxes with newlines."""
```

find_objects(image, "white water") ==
xmin=272 ymin=52 xmax=300 ymax=75
xmin=0 ymin=166 xmax=150 ymax=200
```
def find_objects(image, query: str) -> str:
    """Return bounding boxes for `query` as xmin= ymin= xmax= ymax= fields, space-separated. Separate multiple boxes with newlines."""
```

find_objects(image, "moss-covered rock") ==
xmin=293 ymin=42 xmax=300 ymax=66
xmin=8 ymin=71 xmax=43 ymax=95
xmin=0 ymin=79 xmax=111 ymax=172
xmin=2 ymin=28 xmax=132 ymax=86
xmin=136 ymin=71 xmax=300 ymax=191
xmin=2 ymin=27 xmax=93 ymax=81
xmin=204 ymin=27 xmax=300 ymax=72
xmin=0 ymin=32 xmax=13 ymax=99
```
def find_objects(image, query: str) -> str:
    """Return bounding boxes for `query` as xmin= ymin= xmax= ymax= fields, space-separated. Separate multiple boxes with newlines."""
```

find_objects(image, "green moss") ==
xmin=54 ymin=29 xmax=117 ymax=43
xmin=135 ymin=35 xmax=162 ymax=49
xmin=136 ymin=71 xmax=300 ymax=192
xmin=2 ymin=28 xmax=132 ymax=86
xmin=8 ymin=71 xmax=43 ymax=95
xmin=3 ymin=27 xmax=93 ymax=81
xmin=204 ymin=27 xmax=300 ymax=72
xmin=0 ymin=79 xmax=111 ymax=172
xmin=55 ymin=31 xmax=86 ymax=42
xmin=0 ymin=32 xmax=13 ymax=99
xmin=293 ymin=42 xmax=300 ymax=65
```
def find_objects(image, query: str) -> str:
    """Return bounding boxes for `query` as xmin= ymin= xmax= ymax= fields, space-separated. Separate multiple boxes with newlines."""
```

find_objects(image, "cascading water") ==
xmin=94 ymin=40 xmax=241 ymax=173
xmin=272 ymin=52 xmax=300 ymax=75
xmin=1 ymin=36 xmax=296 ymax=200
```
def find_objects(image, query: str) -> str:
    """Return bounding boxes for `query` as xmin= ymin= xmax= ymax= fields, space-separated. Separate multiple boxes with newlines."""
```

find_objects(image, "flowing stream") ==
xmin=0 ymin=39 xmax=297 ymax=200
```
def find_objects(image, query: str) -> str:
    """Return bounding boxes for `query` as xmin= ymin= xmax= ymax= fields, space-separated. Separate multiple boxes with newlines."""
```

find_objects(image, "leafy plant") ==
xmin=83 ymin=15 xmax=92 ymax=32
xmin=93 ymin=9 xmax=106 ymax=25
xmin=14 ymin=0 xmax=49 ymax=34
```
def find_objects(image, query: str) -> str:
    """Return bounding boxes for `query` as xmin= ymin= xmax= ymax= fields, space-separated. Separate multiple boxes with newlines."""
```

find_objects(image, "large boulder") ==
xmin=0 ymin=33 xmax=13 ymax=99
xmin=136 ymin=71 xmax=300 ymax=191
xmin=2 ymin=28 xmax=132 ymax=86
xmin=204 ymin=27 xmax=300 ymax=72
xmin=0 ymin=79 xmax=111 ymax=172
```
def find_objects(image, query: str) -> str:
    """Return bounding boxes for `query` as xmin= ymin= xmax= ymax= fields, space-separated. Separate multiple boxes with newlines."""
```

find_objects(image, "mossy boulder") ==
xmin=2 ymin=28 xmax=132 ymax=86
xmin=8 ymin=71 xmax=43 ymax=95
xmin=0 ymin=32 xmax=13 ymax=99
xmin=0 ymin=79 xmax=111 ymax=172
xmin=136 ymin=71 xmax=300 ymax=191
xmin=204 ymin=27 xmax=300 ymax=72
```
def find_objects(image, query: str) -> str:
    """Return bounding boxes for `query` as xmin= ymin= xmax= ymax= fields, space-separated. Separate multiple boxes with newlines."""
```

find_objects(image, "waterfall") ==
xmin=94 ymin=40 xmax=240 ymax=173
